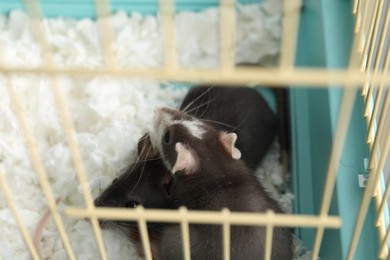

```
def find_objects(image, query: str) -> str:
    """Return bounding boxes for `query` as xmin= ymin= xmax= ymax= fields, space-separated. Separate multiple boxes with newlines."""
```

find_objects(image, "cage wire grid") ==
xmin=0 ymin=0 xmax=388 ymax=260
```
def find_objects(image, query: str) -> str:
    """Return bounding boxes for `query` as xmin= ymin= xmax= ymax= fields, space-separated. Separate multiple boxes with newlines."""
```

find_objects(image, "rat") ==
xmin=149 ymin=107 xmax=293 ymax=260
xmin=94 ymin=134 xmax=173 ymax=259
xmin=180 ymin=86 xmax=277 ymax=170
xmin=93 ymin=85 xmax=279 ymax=258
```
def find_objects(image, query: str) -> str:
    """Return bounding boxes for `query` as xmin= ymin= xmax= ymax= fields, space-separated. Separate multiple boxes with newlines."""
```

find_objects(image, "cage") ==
xmin=0 ymin=0 xmax=389 ymax=259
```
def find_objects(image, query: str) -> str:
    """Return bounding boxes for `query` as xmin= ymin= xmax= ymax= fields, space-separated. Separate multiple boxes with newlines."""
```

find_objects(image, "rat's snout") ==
xmin=153 ymin=107 xmax=164 ymax=129
xmin=154 ymin=107 xmax=163 ymax=114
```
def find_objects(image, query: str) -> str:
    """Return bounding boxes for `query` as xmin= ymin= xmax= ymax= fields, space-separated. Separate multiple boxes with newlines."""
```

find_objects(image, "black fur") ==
xmin=180 ymin=86 xmax=277 ymax=170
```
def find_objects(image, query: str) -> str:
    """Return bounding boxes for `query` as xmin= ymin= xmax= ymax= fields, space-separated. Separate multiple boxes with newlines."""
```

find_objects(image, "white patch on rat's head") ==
xmin=152 ymin=108 xmax=206 ymax=152
xmin=172 ymin=120 xmax=206 ymax=139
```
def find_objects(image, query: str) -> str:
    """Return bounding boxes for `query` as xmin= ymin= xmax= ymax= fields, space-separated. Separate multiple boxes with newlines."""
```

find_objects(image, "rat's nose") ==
xmin=153 ymin=107 xmax=163 ymax=128
xmin=154 ymin=107 xmax=163 ymax=115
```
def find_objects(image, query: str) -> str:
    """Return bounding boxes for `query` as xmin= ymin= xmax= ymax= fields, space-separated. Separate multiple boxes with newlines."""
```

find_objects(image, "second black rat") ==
xmin=180 ymin=86 xmax=277 ymax=170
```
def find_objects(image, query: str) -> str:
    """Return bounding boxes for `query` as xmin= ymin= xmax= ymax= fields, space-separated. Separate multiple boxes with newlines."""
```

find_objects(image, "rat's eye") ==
xmin=163 ymin=129 xmax=170 ymax=144
xmin=112 ymin=178 xmax=118 ymax=185
xmin=125 ymin=201 xmax=139 ymax=208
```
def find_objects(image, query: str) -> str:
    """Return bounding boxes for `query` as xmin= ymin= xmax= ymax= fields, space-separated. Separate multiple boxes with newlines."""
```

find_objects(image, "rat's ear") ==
xmin=219 ymin=132 xmax=241 ymax=159
xmin=172 ymin=143 xmax=197 ymax=174
xmin=137 ymin=134 xmax=158 ymax=161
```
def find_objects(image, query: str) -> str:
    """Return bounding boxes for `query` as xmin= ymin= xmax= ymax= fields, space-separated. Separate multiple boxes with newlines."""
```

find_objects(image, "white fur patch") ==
xmin=173 ymin=120 xmax=206 ymax=139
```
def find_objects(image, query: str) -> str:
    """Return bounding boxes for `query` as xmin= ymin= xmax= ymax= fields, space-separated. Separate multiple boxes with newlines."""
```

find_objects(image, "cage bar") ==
xmin=219 ymin=0 xmax=235 ymax=72
xmin=5 ymin=76 xmax=76 ymax=260
xmin=0 ymin=170 xmax=40 ymax=260
xmin=311 ymin=87 xmax=357 ymax=259
xmin=179 ymin=207 xmax=191 ymax=260
xmin=136 ymin=207 xmax=153 ymax=260
xmin=366 ymin=87 xmax=383 ymax=143
xmin=353 ymin=0 xmax=360 ymax=14
xmin=222 ymin=208 xmax=231 ymax=260
xmin=94 ymin=0 xmax=117 ymax=68
xmin=279 ymin=0 xmax=301 ymax=69
xmin=379 ymin=225 xmax=390 ymax=258
xmin=159 ymin=0 xmax=177 ymax=71
xmin=354 ymin=0 xmax=368 ymax=33
xmin=51 ymin=78 xmax=108 ymax=260
xmin=64 ymin=207 xmax=341 ymax=228
xmin=348 ymin=119 xmax=390 ymax=259
xmin=368 ymin=87 xmax=390 ymax=171
xmin=367 ymin=40 xmax=390 ymax=142
xmin=264 ymin=210 xmax=275 ymax=260
xmin=377 ymin=173 xmax=390 ymax=225
xmin=0 ymin=67 xmax=389 ymax=87
xmin=21 ymin=0 xmax=109 ymax=257
xmin=362 ymin=0 xmax=384 ymax=69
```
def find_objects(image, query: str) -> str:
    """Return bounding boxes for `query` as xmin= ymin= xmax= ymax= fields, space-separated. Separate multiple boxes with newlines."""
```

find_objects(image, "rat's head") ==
xmin=93 ymin=134 xmax=174 ymax=240
xmin=150 ymin=107 xmax=241 ymax=175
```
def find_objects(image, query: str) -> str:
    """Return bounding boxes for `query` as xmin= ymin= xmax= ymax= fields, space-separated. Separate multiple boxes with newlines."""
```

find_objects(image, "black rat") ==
xmin=93 ymin=86 xmax=280 ymax=258
xmin=180 ymin=86 xmax=277 ymax=170
xmin=149 ymin=107 xmax=293 ymax=260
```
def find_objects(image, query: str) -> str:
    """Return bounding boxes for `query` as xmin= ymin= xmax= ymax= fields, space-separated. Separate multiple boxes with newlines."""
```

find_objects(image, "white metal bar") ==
xmin=374 ymin=90 xmax=390 ymax=222
xmin=94 ymin=0 xmax=117 ymax=68
xmin=264 ymin=210 xmax=274 ymax=260
xmin=64 ymin=206 xmax=341 ymax=228
xmin=23 ymin=0 xmax=53 ymax=67
xmin=361 ymin=3 xmax=389 ymax=115
xmin=360 ymin=0 xmax=380 ymax=68
xmin=353 ymin=0 xmax=360 ymax=14
xmin=222 ymin=208 xmax=231 ymax=260
xmin=0 ymin=169 xmax=40 ymax=260
xmin=52 ymin=77 xmax=107 ymax=260
xmin=363 ymin=85 xmax=374 ymax=117
xmin=373 ymin=182 xmax=388 ymax=258
xmin=1 ymin=67 xmax=390 ymax=87
xmin=354 ymin=0 xmax=369 ymax=33
xmin=5 ymin=76 xmax=76 ymax=260
xmin=376 ymin=167 xmax=390 ymax=224
xmin=311 ymin=87 xmax=357 ymax=259
xmin=368 ymin=44 xmax=390 ymax=169
xmin=179 ymin=207 xmax=191 ymax=260
xmin=280 ymin=0 xmax=301 ymax=69
xmin=136 ymin=207 xmax=153 ymax=260
xmin=22 ymin=0 xmax=108 ymax=258
xmin=379 ymin=225 xmax=390 ymax=259
xmin=159 ymin=0 xmax=177 ymax=71
xmin=347 ymin=122 xmax=390 ymax=259
xmin=366 ymin=87 xmax=382 ymax=143
xmin=357 ymin=0 xmax=378 ymax=54
xmin=352 ymin=0 xmax=368 ymax=29
xmin=361 ymin=0 xmax=384 ymax=70
xmin=24 ymin=0 xmax=107 ymax=260
xmin=220 ymin=0 xmax=235 ymax=72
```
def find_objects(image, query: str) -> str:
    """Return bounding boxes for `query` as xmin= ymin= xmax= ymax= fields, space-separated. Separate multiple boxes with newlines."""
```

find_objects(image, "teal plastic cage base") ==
xmin=292 ymin=0 xmax=379 ymax=259
xmin=0 ymin=0 xmax=257 ymax=18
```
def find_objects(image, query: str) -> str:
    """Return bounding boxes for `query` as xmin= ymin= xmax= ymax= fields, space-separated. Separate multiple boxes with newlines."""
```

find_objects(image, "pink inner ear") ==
xmin=172 ymin=143 xmax=197 ymax=174
xmin=219 ymin=132 xmax=241 ymax=159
